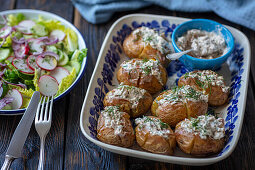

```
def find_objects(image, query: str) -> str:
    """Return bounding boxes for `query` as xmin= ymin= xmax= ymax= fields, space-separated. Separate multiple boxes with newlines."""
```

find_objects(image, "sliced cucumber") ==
xmin=31 ymin=24 xmax=48 ymax=37
xmin=46 ymin=45 xmax=58 ymax=54
xmin=70 ymin=61 xmax=80 ymax=73
xmin=57 ymin=52 xmax=69 ymax=66
xmin=0 ymin=48 xmax=10 ymax=61
xmin=63 ymin=65 xmax=73 ymax=72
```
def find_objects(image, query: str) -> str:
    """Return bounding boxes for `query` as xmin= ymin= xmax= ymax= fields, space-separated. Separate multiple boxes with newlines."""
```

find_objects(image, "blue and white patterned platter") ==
xmin=80 ymin=14 xmax=251 ymax=166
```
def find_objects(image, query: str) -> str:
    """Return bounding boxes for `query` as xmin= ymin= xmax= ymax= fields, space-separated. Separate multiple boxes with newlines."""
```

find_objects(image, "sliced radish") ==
xmin=50 ymin=30 xmax=65 ymax=41
xmin=12 ymin=58 xmax=34 ymax=74
xmin=7 ymin=56 xmax=14 ymax=62
xmin=38 ymin=75 xmax=59 ymax=96
xmin=0 ymin=26 xmax=12 ymax=38
xmin=49 ymin=67 xmax=70 ymax=84
xmin=5 ymin=89 xmax=23 ymax=109
xmin=16 ymin=20 xmax=36 ymax=35
xmin=28 ymin=38 xmax=45 ymax=54
xmin=36 ymin=55 xmax=57 ymax=71
xmin=27 ymin=55 xmax=40 ymax=70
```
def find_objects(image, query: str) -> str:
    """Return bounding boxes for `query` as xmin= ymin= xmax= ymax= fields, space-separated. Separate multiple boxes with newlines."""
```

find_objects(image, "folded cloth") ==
xmin=72 ymin=0 xmax=255 ymax=30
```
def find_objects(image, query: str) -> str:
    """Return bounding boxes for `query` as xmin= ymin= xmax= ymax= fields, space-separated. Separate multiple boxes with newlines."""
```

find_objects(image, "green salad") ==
xmin=0 ymin=13 xmax=87 ymax=110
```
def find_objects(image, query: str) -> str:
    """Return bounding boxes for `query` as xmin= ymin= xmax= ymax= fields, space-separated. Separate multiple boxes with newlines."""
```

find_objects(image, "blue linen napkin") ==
xmin=72 ymin=0 xmax=255 ymax=30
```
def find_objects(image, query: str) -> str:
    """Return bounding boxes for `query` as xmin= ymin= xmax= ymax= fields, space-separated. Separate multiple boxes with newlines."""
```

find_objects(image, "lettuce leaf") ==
xmin=55 ymin=68 xmax=76 ymax=97
xmin=7 ymin=13 xmax=25 ymax=26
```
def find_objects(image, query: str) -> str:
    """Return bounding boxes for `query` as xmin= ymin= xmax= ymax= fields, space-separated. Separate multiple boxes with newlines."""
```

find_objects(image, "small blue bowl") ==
xmin=172 ymin=19 xmax=234 ymax=70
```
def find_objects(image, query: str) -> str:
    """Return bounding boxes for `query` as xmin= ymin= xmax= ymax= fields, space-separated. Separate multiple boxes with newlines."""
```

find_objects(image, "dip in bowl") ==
xmin=172 ymin=19 xmax=234 ymax=70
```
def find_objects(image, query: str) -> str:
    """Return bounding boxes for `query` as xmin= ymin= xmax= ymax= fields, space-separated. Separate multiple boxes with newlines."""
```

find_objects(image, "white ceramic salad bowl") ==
xmin=80 ymin=14 xmax=250 ymax=166
xmin=0 ymin=9 xmax=87 ymax=115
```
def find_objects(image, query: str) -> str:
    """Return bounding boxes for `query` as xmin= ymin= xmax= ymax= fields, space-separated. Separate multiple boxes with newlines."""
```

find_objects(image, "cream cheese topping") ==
xmin=157 ymin=85 xmax=208 ymax=105
xmin=101 ymin=106 xmax=125 ymax=136
xmin=135 ymin=116 xmax=171 ymax=139
xmin=184 ymin=70 xmax=229 ymax=93
xmin=108 ymin=84 xmax=146 ymax=109
xmin=177 ymin=29 xmax=227 ymax=59
xmin=133 ymin=26 xmax=171 ymax=54
xmin=180 ymin=115 xmax=225 ymax=140
xmin=120 ymin=59 xmax=164 ymax=85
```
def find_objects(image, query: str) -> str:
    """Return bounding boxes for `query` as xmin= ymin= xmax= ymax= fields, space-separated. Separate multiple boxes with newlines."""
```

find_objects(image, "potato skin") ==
xmin=175 ymin=120 xmax=225 ymax=156
xmin=123 ymin=28 xmax=170 ymax=67
xmin=151 ymin=90 xmax=208 ymax=127
xmin=103 ymin=87 xmax=153 ymax=117
xmin=178 ymin=70 xmax=229 ymax=106
xmin=135 ymin=116 xmax=176 ymax=155
xmin=97 ymin=111 xmax=135 ymax=147
xmin=117 ymin=59 xmax=167 ymax=94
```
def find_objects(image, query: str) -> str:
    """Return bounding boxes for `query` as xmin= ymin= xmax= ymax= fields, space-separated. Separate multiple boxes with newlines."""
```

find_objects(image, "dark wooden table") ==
xmin=0 ymin=0 xmax=255 ymax=169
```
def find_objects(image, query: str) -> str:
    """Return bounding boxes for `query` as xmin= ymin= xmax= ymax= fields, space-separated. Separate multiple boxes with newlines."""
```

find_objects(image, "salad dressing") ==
xmin=184 ymin=70 xmax=229 ymax=93
xmin=157 ymin=85 xmax=208 ymax=105
xmin=108 ymin=84 xmax=146 ymax=109
xmin=121 ymin=59 xmax=164 ymax=85
xmin=133 ymin=27 xmax=171 ymax=54
xmin=135 ymin=116 xmax=171 ymax=139
xmin=180 ymin=115 xmax=225 ymax=140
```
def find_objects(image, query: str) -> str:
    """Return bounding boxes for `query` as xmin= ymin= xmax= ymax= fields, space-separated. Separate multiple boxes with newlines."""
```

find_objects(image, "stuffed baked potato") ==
xmin=97 ymin=106 xmax=135 ymax=147
xmin=103 ymin=84 xmax=153 ymax=117
xmin=175 ymin=115 xmax=225 ymax=156
xmin=135 ymin=116 xmax=176 ymax=155
xmin=123 ymin=27 xmax=172 ymax=67
xmin=117 ymin=58 xmax=167 ymax=94
xmin=178 ymin=70 xmax=229 ymax=106
xmin=151 ymin=85 xmax=208 ymax=127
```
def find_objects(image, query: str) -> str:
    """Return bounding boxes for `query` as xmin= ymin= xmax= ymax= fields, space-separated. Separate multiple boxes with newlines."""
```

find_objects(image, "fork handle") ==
xmin=38 ymin=137 xmax=45 ymax=170
xmin=1 ymin=155 xmax=14 ymax=170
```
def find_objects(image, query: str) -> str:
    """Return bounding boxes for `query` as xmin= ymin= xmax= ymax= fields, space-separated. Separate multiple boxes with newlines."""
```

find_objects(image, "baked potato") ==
xmin=151 ymin=85 xmax=208 ymax=127
xmin=103 ymin=84 xmax=153 ymax=117
xmin=123 ymin=27 xmax=171 ymax=67
xmin=178 ymin=70 xmax=229 ymax=106
xmin=97 ymin=106 xmax=135 ymax=147
xmin=135 ymin=116 xmax=176 ymax=155
xmin=175 ymin=115 xmax=225 ymax=156
xmin=117 ymin=58 xmax=167 ymax=94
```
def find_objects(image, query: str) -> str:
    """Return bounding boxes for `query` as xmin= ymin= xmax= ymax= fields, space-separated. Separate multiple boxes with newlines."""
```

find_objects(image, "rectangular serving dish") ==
xmin=80 ymin=14 xmax=251 ymax=166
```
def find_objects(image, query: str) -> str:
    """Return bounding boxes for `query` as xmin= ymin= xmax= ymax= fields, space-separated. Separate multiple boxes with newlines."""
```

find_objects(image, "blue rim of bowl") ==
xmin=171 ymin=19 xmax=235 ymax=62
xmin=0 ymin=9 xmax=87 ymax=115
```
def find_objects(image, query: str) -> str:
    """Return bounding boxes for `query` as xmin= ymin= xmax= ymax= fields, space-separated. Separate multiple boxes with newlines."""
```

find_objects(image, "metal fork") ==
xmin=35 ymin=96 xmax=54 ymax=170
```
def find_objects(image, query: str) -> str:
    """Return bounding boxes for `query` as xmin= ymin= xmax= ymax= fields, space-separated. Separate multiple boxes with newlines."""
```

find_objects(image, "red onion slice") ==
xmin=0 ymin=68 xmax=6 ymax=78
xmin=12 ymin=37 xmax=26 ymax=44
xmin=0 ymin=86 xmax=3 ymax=97
xmin=0 ymin=63 xmax=6 ymax=67
xmin=0 ymin=97 xmax=14 ymax=109
xmin=40 ymin=51 xmax=59 ymax=61
xmin=0 ymin=25 xmax=12 ymax=38
xmin=14 ymin=43 xmax=29 ymax=58
xmin=38 ymin=36 xmax=58 ymax=45
xmin=0 ymin=15 xmax=7 ymax=25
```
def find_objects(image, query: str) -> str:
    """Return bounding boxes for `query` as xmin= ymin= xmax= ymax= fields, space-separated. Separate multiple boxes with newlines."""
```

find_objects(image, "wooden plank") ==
xmin=63 ymin=9 xmax=127 ymax=170
xmin=0 ymin=0 xmax=15 ymax=11
xmin=0 ymin=0 xmax=74 ymax=169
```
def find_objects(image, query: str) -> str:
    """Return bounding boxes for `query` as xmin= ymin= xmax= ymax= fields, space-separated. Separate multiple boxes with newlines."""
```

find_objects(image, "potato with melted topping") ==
xmin=103 ymin=84 xmax=153 ymax=117
xmin=175 ymin=115 xmax=225 ymax=156
xmin=97 ymin=106 xmax=135 ymax=147
xmin=123 ymin=27 xmax=171 ymax=67
xmin=135 ymin=116 xmax=176 ymax=155
xmin=178 ymin=70 xmax=229 ymax=106
xmin=117 ymin=58 xmax=167 ymax=94
xmin=151 ymin=86 xmax=208 ymax=127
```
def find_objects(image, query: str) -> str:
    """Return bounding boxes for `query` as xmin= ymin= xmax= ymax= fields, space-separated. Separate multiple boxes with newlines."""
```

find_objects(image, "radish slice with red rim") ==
xmin=12 ymin=58 xmax=34 ymax=74
xmin=36 ymin=55 xmax=57 ymax=71
xmin=40 ymin=51 xmax=59 ymax=61
xmin=50 ymin=30 xmax=66 ymax=41
xmin=16 ymin=20 xmax=36 ymax=35
xmin=38 ymin=75 xmax=59 ymax=96
xmin=28 ymin=38 xmax=45 ymax=55
xmin=50 ymin=67 xmax=70 ymax=84
xmin=5 ymin=89 xmax=23 ymax=109
xmin=0 ymin=25 xmax=12 ymax=38
xmin=6 ymin=56 xmax=14 ymax=62
xmin=27 ymin=55 xmax=40 ymax=70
